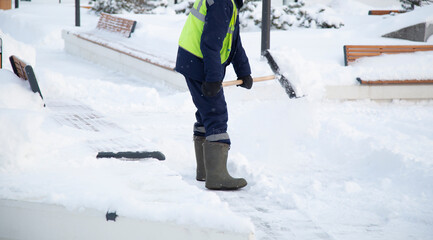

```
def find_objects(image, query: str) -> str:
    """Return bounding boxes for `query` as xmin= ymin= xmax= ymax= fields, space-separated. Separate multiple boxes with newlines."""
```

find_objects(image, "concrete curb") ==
xmin=325 ymin=84 xmax=433 ymax=101
xmin=61 ymin=30 xmax=187 ymax=91
xmin=0 ymin=199 xmax=254 ymax=240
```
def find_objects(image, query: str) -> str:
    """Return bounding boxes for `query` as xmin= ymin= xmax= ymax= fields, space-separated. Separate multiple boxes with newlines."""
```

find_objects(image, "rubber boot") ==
xmin=203 ymin=141 xmax=247 ymax=190
xmin=193 ymin=135 xmax=206 ymax=181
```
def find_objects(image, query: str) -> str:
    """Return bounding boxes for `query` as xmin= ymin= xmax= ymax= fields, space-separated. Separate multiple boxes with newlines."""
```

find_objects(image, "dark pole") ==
xmin=15 ymin=0 xmax=19 ymax=8
xmin=261 ymin=0 xmax=271 ymax=55
xmin=75 ymin=0 xmax=80 ymax=27
xmin=0 ymin=38 xmax=2 ymax=69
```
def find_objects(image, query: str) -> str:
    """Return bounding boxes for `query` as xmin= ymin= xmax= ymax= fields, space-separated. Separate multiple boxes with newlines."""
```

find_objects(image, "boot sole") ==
xmin=205 ymin=182 xmax=247 ymax=190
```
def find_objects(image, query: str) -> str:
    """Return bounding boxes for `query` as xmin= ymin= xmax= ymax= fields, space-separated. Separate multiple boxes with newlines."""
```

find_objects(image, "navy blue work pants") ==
xmin=185 ymin=77 xmax=230 ymax=145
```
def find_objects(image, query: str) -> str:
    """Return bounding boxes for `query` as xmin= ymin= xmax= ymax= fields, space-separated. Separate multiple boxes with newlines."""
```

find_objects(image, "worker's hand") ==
xmin=236 ymin=75 xmax=253 ymax=89
xmin=202 ymin=81 xmax=222 ymax=97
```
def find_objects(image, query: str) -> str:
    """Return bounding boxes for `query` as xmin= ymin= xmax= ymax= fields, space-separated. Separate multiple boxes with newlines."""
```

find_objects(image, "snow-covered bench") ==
xmin=324 ymin=45 xmax=433 ymax=100
xmin=368 ymin=10 xmax=407 ymax=15
xmin=344 ymin=45 xmax=433 ymax=85
xmin=9 ymin=55 xmax=44 ymax=100
xmin=95 ymin=12 xmax=137 ymax=38
xmin=62 ymin=13 xmax=186 ymax=90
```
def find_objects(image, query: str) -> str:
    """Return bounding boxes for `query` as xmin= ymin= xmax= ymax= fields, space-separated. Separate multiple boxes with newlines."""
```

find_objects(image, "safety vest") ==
xmin=178 ymin=0 xmax=238 ymax=64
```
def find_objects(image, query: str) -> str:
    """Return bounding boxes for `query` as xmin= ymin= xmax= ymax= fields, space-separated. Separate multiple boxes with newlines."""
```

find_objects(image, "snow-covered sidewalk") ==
xmin=1 ymin=1 xmax=433 ymax=240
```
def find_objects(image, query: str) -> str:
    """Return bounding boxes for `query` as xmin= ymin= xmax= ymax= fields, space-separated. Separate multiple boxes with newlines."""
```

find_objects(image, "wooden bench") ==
xmin=96 ymin=12 xmax=137 ymax=38
xmin=344 ymin=45 xmax=433 ymax=85
xmin=9 ymin=55 xmax=44 ymax=100
xmin=343 ymin=45 xmax=433 ymax=66
xmin=368 ymin=10 xmax=407 ymax=15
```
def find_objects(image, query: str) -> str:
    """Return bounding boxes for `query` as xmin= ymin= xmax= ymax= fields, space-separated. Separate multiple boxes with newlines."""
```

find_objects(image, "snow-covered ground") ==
xmin=1 ymin=0 xmax=433 ymax=239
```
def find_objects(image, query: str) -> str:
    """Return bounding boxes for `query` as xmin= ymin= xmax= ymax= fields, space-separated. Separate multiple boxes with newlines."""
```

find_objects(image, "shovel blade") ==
xmin=263 ymin=50 xmax=298 ymax=98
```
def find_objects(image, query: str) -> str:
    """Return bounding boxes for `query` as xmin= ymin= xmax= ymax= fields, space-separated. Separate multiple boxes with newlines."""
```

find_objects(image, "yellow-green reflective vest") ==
xmin=178 ymin=0 xmax=238 ymax=64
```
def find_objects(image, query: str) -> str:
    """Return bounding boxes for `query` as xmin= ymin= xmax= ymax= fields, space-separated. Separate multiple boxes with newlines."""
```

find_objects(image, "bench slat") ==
xmin=368 ymin=10 xmax=406 ymax=15
xmin=346 ymin=50 xmax=433 ymax=55
xmin=357 ymin=77 xmax=433 ymax=85
xmin=347 ymin=52 xmax=383 ymax=57
xmin=10 ymin=55 xmax=28 ymax=80
xmin=345 ymin=45 xmax=433 ymax=49
xmin=347 ymin=48 xmax=433 ymax=52
xmin=344 ymin=45 xmax=433 ymax=66
xmin=347 ymin=51 xmax=426 ymax=59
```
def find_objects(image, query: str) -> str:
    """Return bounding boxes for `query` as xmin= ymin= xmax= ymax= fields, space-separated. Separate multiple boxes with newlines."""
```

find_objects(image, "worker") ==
xmin=175 ymin=0 xmax=252 ymax=190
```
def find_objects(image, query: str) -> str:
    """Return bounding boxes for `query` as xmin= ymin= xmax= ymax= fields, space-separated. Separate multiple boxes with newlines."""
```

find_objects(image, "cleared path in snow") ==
xmin=34 ymin=46 xmax=338 ymax=240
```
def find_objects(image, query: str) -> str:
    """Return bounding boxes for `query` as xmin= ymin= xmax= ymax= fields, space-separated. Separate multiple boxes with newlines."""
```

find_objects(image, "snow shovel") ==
xmin=263 ymin=49 xmax=298 ymax=98
xmin=222 ymin=75 xmax=275 ymax=87
xmin=97 ymin=151 xmax=166 ymax=161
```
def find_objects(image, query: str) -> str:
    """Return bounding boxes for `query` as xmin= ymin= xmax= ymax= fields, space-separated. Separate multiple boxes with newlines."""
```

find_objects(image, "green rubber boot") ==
xmin=203 ymin=141 xmax=247 ymax=190
xmin=193 ymin=135 xmax=206 ymax=181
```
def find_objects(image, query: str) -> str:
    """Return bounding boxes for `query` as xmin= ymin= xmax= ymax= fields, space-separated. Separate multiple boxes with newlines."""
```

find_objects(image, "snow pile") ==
xmin=0 ymin=29 xmax=36 ymax=69
xmin=0 ymin=70 xmax=45 ymax=168
xmin=0 ymin=70 xmax=42 ymax=109
xmin=0 ymin=68 xmax=253 ymax=232
xmin=354 ymin=51 xmax=433 ymax=80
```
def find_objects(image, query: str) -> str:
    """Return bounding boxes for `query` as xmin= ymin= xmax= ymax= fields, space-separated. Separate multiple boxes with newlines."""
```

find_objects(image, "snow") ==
xmin=1 ymin=0 xmax=433 ymax=239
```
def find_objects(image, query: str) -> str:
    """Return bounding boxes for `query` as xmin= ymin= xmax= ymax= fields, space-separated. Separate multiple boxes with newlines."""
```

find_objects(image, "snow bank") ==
xmin=0 ymin=69 xmax=45 ymax=168
xmin=0 ymin=68 xmax=253 ymax=233
xmin=0 ymin=29 xmax=36 ymax=69
xmin=354 ymin=51 xmax=433 ymax=80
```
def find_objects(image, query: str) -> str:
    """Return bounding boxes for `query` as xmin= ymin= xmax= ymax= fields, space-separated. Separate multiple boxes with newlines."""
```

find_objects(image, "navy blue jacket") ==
xmin=175 ymin=0 xmax=251 ymax=83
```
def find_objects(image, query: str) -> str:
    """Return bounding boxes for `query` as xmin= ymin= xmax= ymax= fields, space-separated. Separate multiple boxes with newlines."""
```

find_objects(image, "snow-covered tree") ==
xmin=239 ymin=0 xmax=343 ymax=30
xmin=400 ymin=0 xmax=433 ymax=10
xmin=172 ymin=0 xmax=194 ymax=14
xmin=90 ymin=0 xmax=167 ymax=14
xmin=89 ymin=0 xmax=343 ymax=29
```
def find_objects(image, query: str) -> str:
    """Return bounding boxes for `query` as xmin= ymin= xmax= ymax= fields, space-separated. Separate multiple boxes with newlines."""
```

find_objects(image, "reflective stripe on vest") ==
xmin=178 ymin=0 xmax=237 ymax=64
